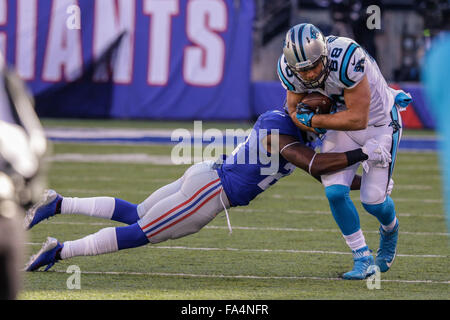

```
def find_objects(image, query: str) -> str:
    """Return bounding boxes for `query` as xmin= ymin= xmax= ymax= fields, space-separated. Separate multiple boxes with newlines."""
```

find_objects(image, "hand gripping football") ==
xmin=300 ymin=92 xmax=333 ymax=114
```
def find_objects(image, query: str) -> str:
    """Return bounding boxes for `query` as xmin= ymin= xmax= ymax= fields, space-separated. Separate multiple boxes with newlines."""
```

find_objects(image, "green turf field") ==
xmin=20 ymin=121 xmax=449 ymax=300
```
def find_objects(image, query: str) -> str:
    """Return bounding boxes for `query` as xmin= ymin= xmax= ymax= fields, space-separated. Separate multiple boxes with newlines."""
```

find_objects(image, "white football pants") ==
xmin=320 ymin=105 xmax=402 ymax=204
xmin=136 ymin=161 xmax=230 ymax=244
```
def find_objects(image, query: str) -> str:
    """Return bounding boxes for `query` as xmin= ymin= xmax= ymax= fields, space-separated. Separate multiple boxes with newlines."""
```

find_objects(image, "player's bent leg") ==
xmin=321 ymin=130 xmax=375 ymax=280
xmin=61 ymin=196 xmax=140 ymax=225
xmin=25 ymin=177 xmax=185 ymax=229
xmin=137 ymin=177 xmax=183 ymax=219
xmin=60 ymin=224 xmax=148 ymax=259
xmin=325 ymin=185 xmax=361 ymax=236
xmin=26 ymin=223 xmax=150 ymax=271
xmin=138 ymin=162 xmax=227 ymax=244
xmin=361 ymin=154 xmax=400 ymax=273
xmin=363 ymin=197 xmax=399 ymax=273
xmin=324 ymin=185 xmax=375 ymax=279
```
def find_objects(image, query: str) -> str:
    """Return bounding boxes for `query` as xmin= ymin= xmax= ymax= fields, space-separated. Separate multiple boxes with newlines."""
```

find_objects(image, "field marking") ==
xmin=54 ymin=176 xmax=174 ymax=184
xmin=25 ymin=241 xmax=448 ymax=259
xmin=233 ymin=208 xmax=444 ymax=218
xmin=270 ymin=194 xmax=443 ymax=204
xmin=47 ymin=153 xmax=176 ymax=165
xmin=40 ymin=221 xmax=450 ymax=237
xmin=53 ymin=188 xmax=444 ymax=204
xmin=47 ymin=153 xmax=441 ymax=170
xmin=36 ymin=220 xmax=450 ymax=236
xmin=396 ymin=165 xmax=440 ymax=171
xmin=45 ymin=269 xmax=449 ymax=285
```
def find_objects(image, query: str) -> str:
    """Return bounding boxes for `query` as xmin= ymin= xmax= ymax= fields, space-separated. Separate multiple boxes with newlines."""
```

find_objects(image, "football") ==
xmin=300 ymin=92 xmax=333 ymax=114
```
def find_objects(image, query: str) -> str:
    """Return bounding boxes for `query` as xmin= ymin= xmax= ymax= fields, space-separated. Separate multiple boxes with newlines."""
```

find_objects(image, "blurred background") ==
xmin=0 ymin=0 xmax=448 ymax=130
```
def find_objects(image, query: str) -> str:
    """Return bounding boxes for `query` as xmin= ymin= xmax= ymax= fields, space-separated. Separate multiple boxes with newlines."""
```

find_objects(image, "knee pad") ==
xmin=362 ymin=196 xmax=395 ymax=226
xmin=360 ymin=183 xmax=387 ymax=205
xmin=325 ymin=184 xmax=350 ymax=202
xmin=325 ymin=185 xmax=360 ymax=236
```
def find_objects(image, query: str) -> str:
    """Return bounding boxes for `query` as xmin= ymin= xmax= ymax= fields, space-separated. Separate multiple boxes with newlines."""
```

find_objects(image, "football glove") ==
xmin=296 ymin=102 xmax=327 ymax=135
xmin=296 ymin=102 xmax=314 ymax=127
xmin=361 ymin=138 xmax=391 ymax=173
xmin=387 ymin=178 xmax=394 ymax=196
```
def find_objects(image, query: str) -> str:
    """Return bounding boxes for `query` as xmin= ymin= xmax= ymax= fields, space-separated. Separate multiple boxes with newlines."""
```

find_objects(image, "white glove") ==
xmin=387 ymin=178 xmax=394 ymax=196
xmin=361 ymin=138 xmax=391 ymax=173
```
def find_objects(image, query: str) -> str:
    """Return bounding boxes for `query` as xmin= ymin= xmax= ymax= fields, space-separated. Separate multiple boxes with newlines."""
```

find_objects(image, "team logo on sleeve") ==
xmin=354 ymin=57 xmax=366 ymax=72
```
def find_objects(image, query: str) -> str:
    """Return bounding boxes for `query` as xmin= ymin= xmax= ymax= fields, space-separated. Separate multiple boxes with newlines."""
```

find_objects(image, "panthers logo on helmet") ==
xmin=310 ymin=26 xmax=320 ymax=40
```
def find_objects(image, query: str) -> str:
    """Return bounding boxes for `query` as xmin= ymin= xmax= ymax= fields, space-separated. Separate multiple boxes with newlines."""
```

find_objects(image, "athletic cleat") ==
xmin=24 ymin=237 xmax=63 ymax=272
xmin=24 ymin=189 xmax=62 ymax=230
xmin=342 ymin=247 xmax=376 ymax=280
xmin=376 ymin=221 xmax=399 ymax=272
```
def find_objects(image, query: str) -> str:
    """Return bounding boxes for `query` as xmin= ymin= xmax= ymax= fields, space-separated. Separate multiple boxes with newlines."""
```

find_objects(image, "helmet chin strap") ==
xmin=297 ymin=56 xmax=330 ymax=89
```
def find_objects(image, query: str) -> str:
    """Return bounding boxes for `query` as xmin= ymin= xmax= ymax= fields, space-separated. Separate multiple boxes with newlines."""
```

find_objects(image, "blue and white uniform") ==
xmin=38 ymin=109 xmax=310 ymax=265
xmin=278 ymin=35 xmax=404 ymax=205
xmin=217 ymin=110 xmax=302 ymax=206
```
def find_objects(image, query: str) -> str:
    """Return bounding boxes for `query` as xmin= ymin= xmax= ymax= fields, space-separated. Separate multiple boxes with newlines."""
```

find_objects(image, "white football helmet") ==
xmin=282 ymin=23 xmax=330 ymax=89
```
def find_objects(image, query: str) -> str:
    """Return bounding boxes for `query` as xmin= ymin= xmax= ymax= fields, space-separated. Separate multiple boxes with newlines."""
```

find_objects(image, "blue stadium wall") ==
xmin=1 ymin=0 xmax=434 ymax=128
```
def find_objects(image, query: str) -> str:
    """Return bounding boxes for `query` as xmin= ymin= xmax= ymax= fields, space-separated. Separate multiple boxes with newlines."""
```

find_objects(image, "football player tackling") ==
xmin=278 ymin=23 xmax=412 ymax=279
xmin=24 ymin=110 xmax=390 ymax=272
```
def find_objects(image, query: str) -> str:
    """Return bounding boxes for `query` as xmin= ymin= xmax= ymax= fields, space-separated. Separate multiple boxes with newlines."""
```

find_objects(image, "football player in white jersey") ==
xmin=277 ymin=23 xmax=412 ymax=279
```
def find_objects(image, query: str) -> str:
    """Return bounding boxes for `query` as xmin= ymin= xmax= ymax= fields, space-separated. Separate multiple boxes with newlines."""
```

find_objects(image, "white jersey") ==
xmin=277 ymin=36 xmax=394 ymax=126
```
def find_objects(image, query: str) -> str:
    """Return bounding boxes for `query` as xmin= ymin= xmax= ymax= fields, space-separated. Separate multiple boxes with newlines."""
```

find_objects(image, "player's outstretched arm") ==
xmin=310 ymin=76 xmax=371 ymax=131
xmin=266 ymin=134 xmax=368 ymax=177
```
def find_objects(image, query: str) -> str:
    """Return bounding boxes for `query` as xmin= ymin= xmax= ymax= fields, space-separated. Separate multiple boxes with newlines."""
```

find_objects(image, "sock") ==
xmin=362 ymin=196 xmax=397 ymax=231
xmin=381 ymin=217 xmax=398 ymax=232
xmin=115 ymin=223 xmax=149 ymax=250
xmin=351 ymin=245 xmax=371 ymax=259
xmin=112 ymin=199 xmax=139 ymax=225
xmin=325 ymin=185 xmax=361 ymax=236
xmin=61 ymin=197 xmax=115 ymax=219
xmin=61 ymin=197 xmax=139 ymax=224
xmin=60 ymin=227 xmax=118 ymax=259
xmin=343 ymin=229 xmax=368 ymax=252
xmin=60 ymin=224 xmax=149 ymax=260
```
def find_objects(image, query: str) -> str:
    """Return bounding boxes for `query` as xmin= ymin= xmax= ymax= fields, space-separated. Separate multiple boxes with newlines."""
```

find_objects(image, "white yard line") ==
xmin=43 ymin=269 xmax=449 ymax=285
xmin=47 ymin=153 xmax=175 ymax=165
xmin=24 ymin=242 xmax=448 ymax=259
xmin=270 ymin=194 xmax=443 ymax=203
xmin=36 ymin=220 xmax=449 ymax=237
xmin=233 ymin=208 xmax=443 ymax=218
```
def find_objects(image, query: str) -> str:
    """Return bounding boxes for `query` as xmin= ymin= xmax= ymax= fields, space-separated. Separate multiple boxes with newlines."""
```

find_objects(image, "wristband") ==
xmin=345 ymin=148 xmax=368 ymax=166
